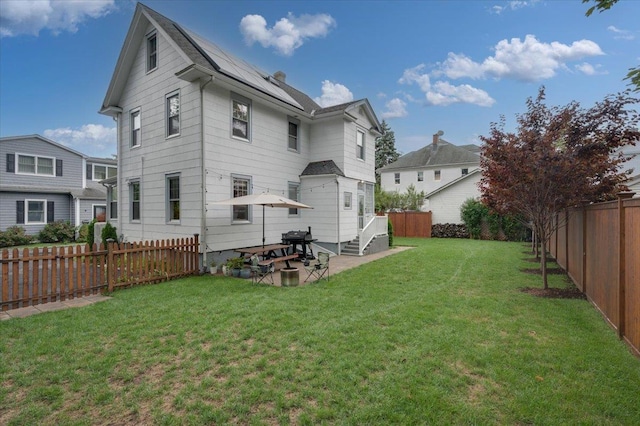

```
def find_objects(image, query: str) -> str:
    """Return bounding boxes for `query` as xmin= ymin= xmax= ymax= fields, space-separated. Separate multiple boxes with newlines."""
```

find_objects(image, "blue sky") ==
xmin=1 ymin=0 xmax=639 ymax=159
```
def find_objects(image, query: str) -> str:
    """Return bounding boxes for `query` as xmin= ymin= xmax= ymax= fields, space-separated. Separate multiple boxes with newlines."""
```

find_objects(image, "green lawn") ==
xmin=1 ymin=238 xmax=638 ymax=425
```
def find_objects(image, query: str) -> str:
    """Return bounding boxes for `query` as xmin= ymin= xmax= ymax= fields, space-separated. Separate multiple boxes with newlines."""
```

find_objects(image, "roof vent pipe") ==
xmin=274 ymin=71 xmax=286 ymax=83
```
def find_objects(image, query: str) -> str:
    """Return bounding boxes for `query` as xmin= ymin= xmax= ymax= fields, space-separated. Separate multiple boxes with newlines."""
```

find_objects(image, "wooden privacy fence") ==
xmin=549 ymin=194 xmax=639 ymax=357
xmin=388 ymin=211 xmax=432 ymax=238
xmin=1 ymin=234 xmax=199 ymax=312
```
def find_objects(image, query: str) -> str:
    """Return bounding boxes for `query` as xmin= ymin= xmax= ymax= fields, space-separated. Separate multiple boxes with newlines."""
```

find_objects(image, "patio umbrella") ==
xmin=211 ymin=192 xmax=313 ymax=247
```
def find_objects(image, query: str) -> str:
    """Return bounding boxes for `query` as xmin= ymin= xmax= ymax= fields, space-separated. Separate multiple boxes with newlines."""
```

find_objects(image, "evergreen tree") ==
xmin=375 ymin=120 xmax=400 ymax=183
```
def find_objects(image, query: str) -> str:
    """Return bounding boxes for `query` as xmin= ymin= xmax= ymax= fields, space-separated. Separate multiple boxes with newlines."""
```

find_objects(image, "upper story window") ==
xmin=146 ymin=32 xmax=157 ymax=72
xmin=434 ymin=170 xmax=441 ymax=181
xmin=288 ymin=182 xmax=300 ymax=216
xmin=131 ymin=109 xmax=141 ymax=147
xmin=417 ymin=171 xmax=424 ymax=182
xmin=394 ymin=173 xmax=400 ymax=184
xmin=167 ymin=92 xmax=180 ymax=137
xmin=130 ymin=180 xmax=141 ymax=221
xmin=288 ymin=117 xmax=299 ymax=152
xmin=92 ymin=164 xmax=117 ymax=181
xmin=232 ymin=175 xmax=251 ymax=222
xmin=109 ymin=189 xmax=118 ymax=220
xmin=166 ymin=174 xmax=180 ymax=222
xmin=356 ymin=129 xmax=365 ymax=160
xmin=17 ymin=154 xmax=54 ymax=176
xmin=231 ymin=94 xmax=251 ymax=141
xmin=462 ymin=168 xmax=469 ymax=176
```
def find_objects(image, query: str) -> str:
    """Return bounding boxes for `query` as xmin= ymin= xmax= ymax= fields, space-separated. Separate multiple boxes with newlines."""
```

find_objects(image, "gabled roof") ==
xmin=101 ymin=3 xmax=306 ymax=114
xmin=425 ymin=168 xmax=481 ymax=198
xmin=301 ymin=160 xmax=345 ymax=177
xmin=1 ymin=134 xmax=86 ymax=158
xmin=379 ymin=139 xmax=480 ymax=172
xmin=314 ymin=99 xmax=382 ymax=135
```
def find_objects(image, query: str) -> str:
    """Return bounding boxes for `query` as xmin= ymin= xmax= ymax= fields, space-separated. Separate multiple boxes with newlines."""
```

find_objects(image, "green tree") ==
xmin=583 ymin=0 xmax=639 ymax=92
xmin=375 ymin=120 xmax=400 ymax=184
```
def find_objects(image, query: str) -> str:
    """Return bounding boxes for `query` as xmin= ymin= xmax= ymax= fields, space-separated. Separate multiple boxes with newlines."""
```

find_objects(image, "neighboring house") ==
xmin=379 ymin=132 xmax=481 ymax=223
xmin=99 ymin=3 xmax=384 ymax=259
xmin=620 ymin=144 xmax=640 ymax=196
xmin=423 ymin=169 xmax=481 ymax=224
xmin=0 ymin=135 xmax=115 ymax=235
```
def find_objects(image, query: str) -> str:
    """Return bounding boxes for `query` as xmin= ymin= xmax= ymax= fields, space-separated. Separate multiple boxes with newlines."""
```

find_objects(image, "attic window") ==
xmin=147 ymin=32 xmax=157 ymax=72
xmin=434 ymin=170 xmax=441 ymax=181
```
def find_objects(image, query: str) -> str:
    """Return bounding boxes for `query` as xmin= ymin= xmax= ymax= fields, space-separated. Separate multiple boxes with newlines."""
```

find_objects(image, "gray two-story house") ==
xmin=1 ymin=134 xmax=116 ymax=235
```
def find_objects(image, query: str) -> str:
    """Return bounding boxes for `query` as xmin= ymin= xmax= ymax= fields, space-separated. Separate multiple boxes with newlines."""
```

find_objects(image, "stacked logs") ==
xmin=431 ymin=223 xmax=469 ymax=239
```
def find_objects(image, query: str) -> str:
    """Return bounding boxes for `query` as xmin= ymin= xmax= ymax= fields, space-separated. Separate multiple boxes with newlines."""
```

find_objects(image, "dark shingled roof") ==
xmin=277 ymin=79 xmax=321 ymax=114
xmin=379 ymin=139 xmax=480 ymax=172
xmin=459 ymin=144 xmax=481 ymax=154
xmin=301 ymin=160 xmax=345 ymax=177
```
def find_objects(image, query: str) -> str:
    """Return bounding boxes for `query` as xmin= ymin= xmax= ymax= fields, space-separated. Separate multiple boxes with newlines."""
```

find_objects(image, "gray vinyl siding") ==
xmin=1 ymin=136 xmax=84 ymax=189
xmin=0 ymin=191 xmax=72 ymax=235
xmin=79 ymin=199 xmax=106 ymax=224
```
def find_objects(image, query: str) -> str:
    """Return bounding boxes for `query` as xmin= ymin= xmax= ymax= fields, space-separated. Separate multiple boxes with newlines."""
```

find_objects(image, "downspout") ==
xmin=200 ymin=76 xmax=214 ymax=271
xmin=115 ymin=113 xmax=122 ymax=232
xmin=336 ymin=177 xmax=341 ymax=255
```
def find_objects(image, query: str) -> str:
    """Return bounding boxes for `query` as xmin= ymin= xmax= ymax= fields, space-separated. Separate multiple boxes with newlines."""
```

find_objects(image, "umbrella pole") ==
xmin=262 ymin=205 xmax=265 ymax=248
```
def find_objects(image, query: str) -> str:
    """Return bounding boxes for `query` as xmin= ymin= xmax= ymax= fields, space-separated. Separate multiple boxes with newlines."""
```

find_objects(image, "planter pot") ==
xmin=281 ymin=268 xmax=299 ymax=287
xmin=239 ymin=268 xmax=252 ymax=279
xmin=210 ymin=266 xmax=217 ymax=275
xmin=232 ymin=268 xmax=241 ymax=277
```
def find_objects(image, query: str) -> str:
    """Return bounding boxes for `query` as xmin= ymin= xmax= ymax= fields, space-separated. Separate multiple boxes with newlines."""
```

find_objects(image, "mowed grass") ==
xmin=1 ymin=238 xmax=639 ymax=425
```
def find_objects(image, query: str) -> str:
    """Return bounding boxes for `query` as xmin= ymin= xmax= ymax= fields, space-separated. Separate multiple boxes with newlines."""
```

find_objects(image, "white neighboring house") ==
xmin=379 ymin=132 xmax=481 ymax=223
xmin=620 ymin=144 xmax=640 ymax=196
xmin=99 ymin=3 xmax=386 ymax=261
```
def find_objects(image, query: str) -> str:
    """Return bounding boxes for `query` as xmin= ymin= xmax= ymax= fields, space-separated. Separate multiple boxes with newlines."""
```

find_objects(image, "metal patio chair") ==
xmin=250 ymin=254 xmax=274 ymax=285
xmin=304 ymin=251 xmax=330 ymax=282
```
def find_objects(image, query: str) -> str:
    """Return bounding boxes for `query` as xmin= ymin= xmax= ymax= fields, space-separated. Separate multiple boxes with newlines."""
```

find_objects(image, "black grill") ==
xmin=282 ymin=227 xmax=315 ymax=259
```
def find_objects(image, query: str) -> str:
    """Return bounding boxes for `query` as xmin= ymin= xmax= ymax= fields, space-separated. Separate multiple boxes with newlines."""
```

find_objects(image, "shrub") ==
xmin=387 ymin=218 xmax=394 ymax=247
xmin=77 ymin=223 xmax=89 ymax=243
xmin=87 ymin=220 xmax=96 ymax=247
xmin=0 ymin=226 xmax=34 ymax=248
xmin=101 ymin=222 xmax=118 ymax=244
xmin=38 ymin=221 xmax=75 ymax=243
xmin=460 ymin=198 xmax=488 ymax=239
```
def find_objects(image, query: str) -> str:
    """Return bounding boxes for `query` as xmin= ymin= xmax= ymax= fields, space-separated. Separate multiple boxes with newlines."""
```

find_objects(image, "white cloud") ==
xmin=425 ymin=81 xmax=495 ymax=107
xmin=314 ymin=80 xmax=353 ymax=107
xmin=239 ymin=12 xmax=336 ymax=56
xmin=607 ymin=25 xmax=635 ymax=40
xmin=381 ymin=98 xmax=408 ymax=119
xmin=0 ymin=0 xmax=115 ymax=37
xmin=440 ymin=35 xmax=604 ymax=82
xmin=575 ymin=62 xmax=607 ymax=76
xmin=490 ymin=0 xmax=539 ymax=14
xmin=44 ymin=124 xmax=116 ymax=157
xmin=398 ymin=64 xmax=432 ymax=91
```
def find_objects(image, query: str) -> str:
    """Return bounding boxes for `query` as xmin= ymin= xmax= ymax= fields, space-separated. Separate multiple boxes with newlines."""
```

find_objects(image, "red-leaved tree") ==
xmin=480 ymin=87 xmax=639 ymax=288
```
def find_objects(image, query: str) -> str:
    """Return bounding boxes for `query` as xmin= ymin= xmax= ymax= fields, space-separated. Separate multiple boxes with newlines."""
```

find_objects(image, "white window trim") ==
xmin=92 ymin=204 xmax=107 ymax=222
xmin=356 ymin=129 xmax=365 ymax=161
xmin=130 ymin=180 xmax=141 ymax=222
xmin=25 ymin=199 xmax=47 ymax=224
xmin=434 ymin=170 xmax=441 ymax=181
xmin=417 ymin=171 xmax=424 ymax=182
xmin=166 ymin=90 xmax=181 ymax=139
xmin=92 ymin=164 xmax=117 ymax=181
xmin=231 ymin=92 xmax=251 ymax=142
xmin=394 ymin=173 xmax=400 ymax=185
xmin=231 ymin=174 xmax=252 ymax=223
xmin=15 ymin=153 xmax=55 ymax=177
xmin=131 ymin=108 xmax=141 ymax=148
xmin=288 ymin=116 xmax=300 ymax=152
xmin=344 ymin=192 xmax=352 ymax=210
xmin=166 ymin=173 xmax=181 ymax=224
xmin=146 ymin=31 xmax=157 ymax=73
xmin=288 ymin=182 xmax=301 ymax=216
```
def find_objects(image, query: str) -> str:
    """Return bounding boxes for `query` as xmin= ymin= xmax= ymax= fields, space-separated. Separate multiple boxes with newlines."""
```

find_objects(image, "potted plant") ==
xmin=226 ymin=257 xmax=245 ymax=277
xmin=209 ymin=260 xmax=217 ymax=275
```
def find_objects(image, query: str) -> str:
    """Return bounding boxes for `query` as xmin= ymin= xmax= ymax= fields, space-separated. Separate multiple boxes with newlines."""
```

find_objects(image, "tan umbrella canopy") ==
xmin=212 ymin=192 xmax=313 ymax=247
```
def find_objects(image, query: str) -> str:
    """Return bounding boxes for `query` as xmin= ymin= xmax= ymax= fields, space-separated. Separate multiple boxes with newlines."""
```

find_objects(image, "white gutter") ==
xmin=336 ymin=178 xmax=341 ymax=255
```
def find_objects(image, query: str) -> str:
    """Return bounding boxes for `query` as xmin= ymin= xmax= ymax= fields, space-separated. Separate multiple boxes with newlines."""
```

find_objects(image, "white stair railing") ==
xmin=358 ymin=215 xmax=388 ymax=255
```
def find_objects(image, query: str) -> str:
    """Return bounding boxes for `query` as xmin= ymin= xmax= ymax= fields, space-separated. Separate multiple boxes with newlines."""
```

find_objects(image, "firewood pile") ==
xmin=431 ymin=223 xmax=469 ymax=239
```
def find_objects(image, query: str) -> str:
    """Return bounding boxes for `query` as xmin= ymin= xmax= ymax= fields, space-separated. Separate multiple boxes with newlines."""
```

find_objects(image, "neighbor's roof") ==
xmin=425 ymin=168 xmax=481 ymax=198
xmin=379 ymin=139 xmax=480 ymax=172
xmin=0 ymin=134 xmax=86 ymax=158
xmin=301 ymin=160 xmax=345 ymax=177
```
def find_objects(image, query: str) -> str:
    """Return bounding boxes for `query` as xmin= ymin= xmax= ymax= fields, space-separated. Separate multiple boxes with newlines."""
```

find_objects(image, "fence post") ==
xmin=582 ymin=207 xmax=588 ymax=295
xmin=617 ymin=192 xmax=634 ymax=339
xmin=107 ymin=239 xmax=115 ymax=293
xmin=193 ymin=234 xmax=200 ymax=274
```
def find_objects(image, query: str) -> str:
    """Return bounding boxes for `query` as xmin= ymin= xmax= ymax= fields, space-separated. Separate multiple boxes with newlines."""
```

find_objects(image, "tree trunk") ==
xmin=541 ymin=243 xmax=548 ymax=290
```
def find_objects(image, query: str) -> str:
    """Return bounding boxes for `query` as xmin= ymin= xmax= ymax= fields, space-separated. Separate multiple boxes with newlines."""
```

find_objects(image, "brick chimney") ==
xmin=432 ymin=130 xmax=443 ymax=150
xmin=274 ymin=71 xmax=286 ymax=83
